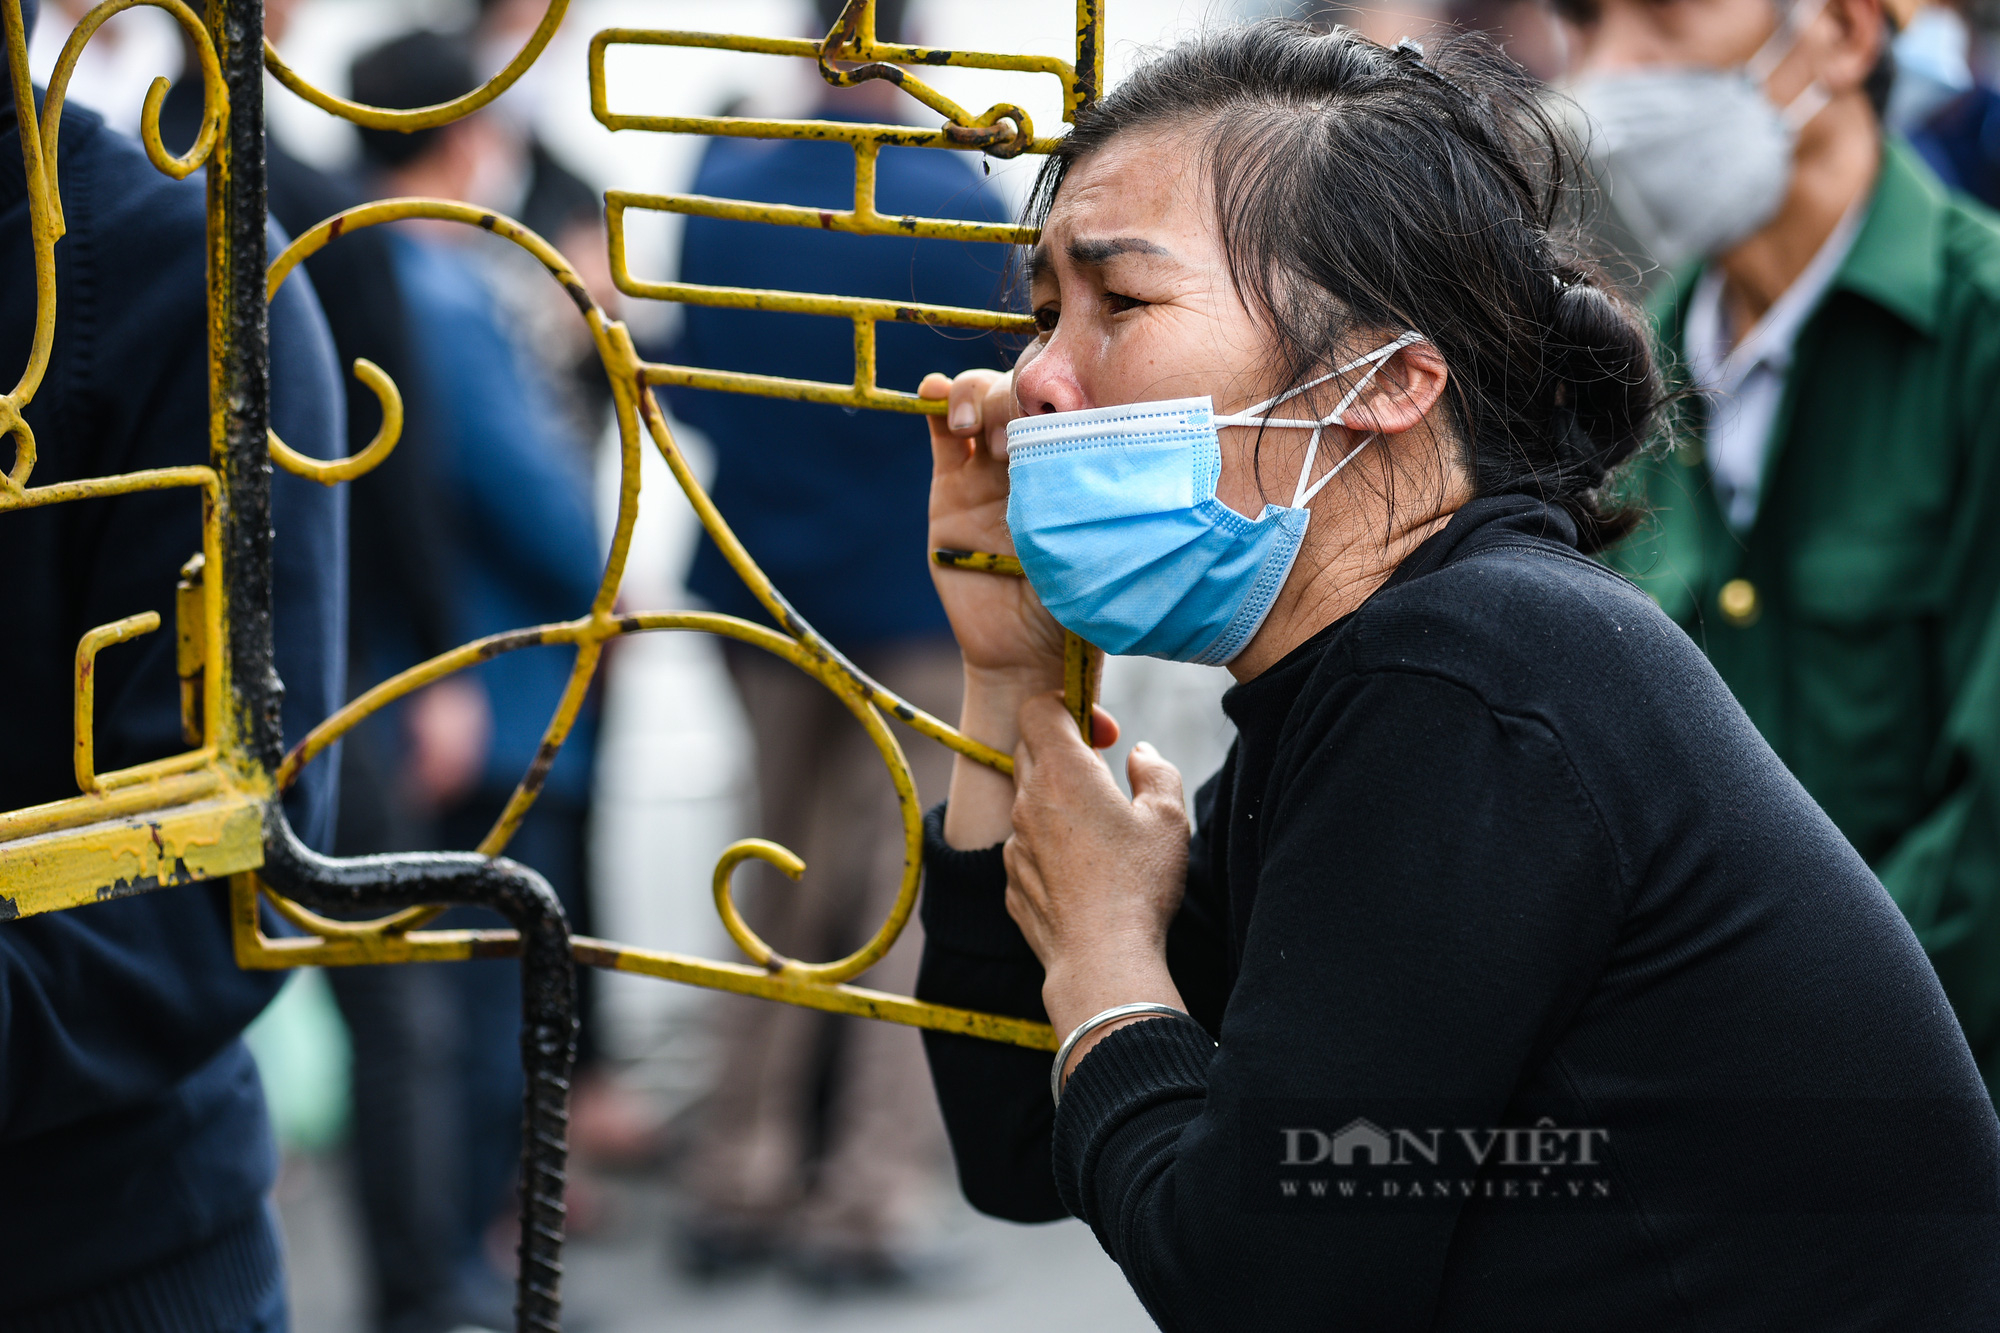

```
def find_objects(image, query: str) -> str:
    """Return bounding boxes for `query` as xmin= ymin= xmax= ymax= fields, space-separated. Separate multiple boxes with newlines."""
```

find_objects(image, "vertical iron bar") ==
xmin=218 ymin=5 xmax=576 ymax=1329
xmin=209 ymin=0 xmax=279 ymax=776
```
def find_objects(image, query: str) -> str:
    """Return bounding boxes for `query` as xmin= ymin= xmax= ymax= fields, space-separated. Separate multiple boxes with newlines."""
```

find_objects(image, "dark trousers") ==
xmin=330 ymin=730 xmax=588 ymax=1333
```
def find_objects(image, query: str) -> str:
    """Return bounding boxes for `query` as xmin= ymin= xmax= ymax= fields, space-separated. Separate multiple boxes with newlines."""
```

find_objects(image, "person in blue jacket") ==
xmin=334 ymin=31 xmax=602 ymax=1333
xmin=0 ymin=0 xmax=349 ymax=1327
xmin=664 ymin=0 xmax=1017 ymax=1287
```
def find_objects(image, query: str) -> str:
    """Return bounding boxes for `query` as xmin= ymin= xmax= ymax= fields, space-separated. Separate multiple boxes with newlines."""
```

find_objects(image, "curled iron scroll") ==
xmin=259 ymin=197 xmax=1006 ymax=971
xmin=1 ymin=0 xmax=227 ymax=494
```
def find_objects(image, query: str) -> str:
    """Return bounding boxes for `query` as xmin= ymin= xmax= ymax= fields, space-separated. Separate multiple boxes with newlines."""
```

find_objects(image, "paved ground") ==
xmin=274 ymin=1153 xmax=1158 ymax=1333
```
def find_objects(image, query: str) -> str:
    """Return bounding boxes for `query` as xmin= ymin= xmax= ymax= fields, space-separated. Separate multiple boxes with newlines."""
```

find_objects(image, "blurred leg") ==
xmin=328 ymin=961 xmax=464 ymax=1333
xmin=432 ymin=797 xmax=586 ymax=1328
xmin=679 ymin=644 xmax=842 ymax=1259
xmin=330 ymin=727 xmax=465 ymax=1333
xmin=790 ymin=638 xmax=961 ymax=1270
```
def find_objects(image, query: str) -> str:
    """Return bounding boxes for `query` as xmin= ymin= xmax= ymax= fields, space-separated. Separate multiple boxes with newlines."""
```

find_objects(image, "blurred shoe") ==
xmin=674 ymin=1218 xmax=777 ymax=1281
xmin=568 ymin=1069 xmax=671 ymax=1171
xmin=783 ymin=1240 xmax=967 ymax=1296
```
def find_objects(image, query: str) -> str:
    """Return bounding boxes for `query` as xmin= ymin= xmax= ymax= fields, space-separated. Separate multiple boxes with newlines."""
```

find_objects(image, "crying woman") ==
xmin=911 ymin=20 xmax=2000 ymax=1333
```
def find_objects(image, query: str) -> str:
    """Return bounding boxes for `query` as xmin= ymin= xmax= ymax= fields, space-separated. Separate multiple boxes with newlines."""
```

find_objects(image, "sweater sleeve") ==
xmin=914 ymin=803 xmax=1062 ymax=1220
xmin=0 ymin=210 xmax=343 ymax=1139
xmin=1049 ymin=669 xmax=1623 ymax=1332
xmin=916 ymin=775 xmax=1233 ymax=1223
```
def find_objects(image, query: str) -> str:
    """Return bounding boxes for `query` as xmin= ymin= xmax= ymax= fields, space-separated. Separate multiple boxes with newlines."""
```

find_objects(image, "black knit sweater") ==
xmin=916 ymin=495 xmax=2000 ymax=1331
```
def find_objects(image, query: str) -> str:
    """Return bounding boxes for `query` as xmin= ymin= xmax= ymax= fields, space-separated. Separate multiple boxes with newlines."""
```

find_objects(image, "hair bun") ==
xmin=1546 ymin=274 xmax=1654 ymax=495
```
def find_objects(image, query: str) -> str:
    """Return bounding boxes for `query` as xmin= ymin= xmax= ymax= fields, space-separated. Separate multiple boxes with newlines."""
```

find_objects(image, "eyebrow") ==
xmin=1028 ymin=235 xmax=1175 ymax=282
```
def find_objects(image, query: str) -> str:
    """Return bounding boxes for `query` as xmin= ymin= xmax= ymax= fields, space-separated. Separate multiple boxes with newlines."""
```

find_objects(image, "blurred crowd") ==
xmin=8 ymin=0 xmax=2000 ymax=1329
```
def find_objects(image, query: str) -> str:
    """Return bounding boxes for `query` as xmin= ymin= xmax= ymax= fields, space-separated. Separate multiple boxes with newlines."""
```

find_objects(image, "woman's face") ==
xmin=1013 ymin=126 xmax=1308 ymax=521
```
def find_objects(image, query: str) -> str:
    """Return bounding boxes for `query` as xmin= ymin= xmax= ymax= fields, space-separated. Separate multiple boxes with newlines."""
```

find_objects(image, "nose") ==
xmin=1565 ymin=2 xmax=1675 ymax=76
xmin=1012 ymin=335 xmax=1091 ymax=416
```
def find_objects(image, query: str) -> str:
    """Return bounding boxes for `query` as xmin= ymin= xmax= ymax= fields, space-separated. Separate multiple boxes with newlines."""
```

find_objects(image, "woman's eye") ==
xmin=1033 ymin=305 xmax=1060 ymax=334
xmin=1104 ymin=291 xmax=1149 ymax=315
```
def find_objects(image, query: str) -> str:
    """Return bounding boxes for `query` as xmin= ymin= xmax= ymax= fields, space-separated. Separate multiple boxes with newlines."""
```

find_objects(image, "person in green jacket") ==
xmin=1561 ymin=0 xmax=2000 ymax=1093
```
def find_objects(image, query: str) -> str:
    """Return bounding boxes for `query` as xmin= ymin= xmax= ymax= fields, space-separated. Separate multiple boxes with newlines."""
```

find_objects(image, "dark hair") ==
xmin=1864 ymin=39 xmax=1895 ymax=120
xmin=350 ymin=30 xmax=481 ymax=171
xmin=814 ymin=0 xmax=911 ymax=42
xmin=1028 ymin=22 xmax=1662 ymax=552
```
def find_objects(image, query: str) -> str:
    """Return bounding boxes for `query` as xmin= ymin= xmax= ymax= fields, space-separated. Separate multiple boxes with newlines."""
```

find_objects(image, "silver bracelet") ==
xmin=1050 ymin=1002 xmax=1198 ymax=1105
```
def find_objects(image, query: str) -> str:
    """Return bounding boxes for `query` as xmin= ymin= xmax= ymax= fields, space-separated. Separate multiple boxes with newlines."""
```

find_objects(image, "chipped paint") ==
xmin=3 ymin=9 xmax=1114 ymax=1326
xmin=0 ymin=791 xmax=264 ymax=920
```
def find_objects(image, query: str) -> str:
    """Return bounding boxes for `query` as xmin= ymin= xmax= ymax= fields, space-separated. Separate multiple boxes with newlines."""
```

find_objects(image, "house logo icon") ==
xmin=1329 ymin=1117 xmax=1394 ymax=1166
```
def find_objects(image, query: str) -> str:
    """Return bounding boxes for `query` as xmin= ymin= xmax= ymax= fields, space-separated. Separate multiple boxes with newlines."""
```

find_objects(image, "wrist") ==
xmin=955 ymin=664 xmax=1064 ymax=760
xmin=963 ymin=661 xmax=1064 ymax=703
xmin=1050 ymin=984 xmax=1193 ymax=1100
xmin=1043 ymin=953 xmax=1181 ymax=1042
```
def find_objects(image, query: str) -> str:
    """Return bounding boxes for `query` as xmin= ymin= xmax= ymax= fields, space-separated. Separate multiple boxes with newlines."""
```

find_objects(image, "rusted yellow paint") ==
xmin=268 ymin=358 xmax=403 ymax=484
xmin=575 ymin=936 xmax=1058 ymax=1050
xmin=1 ymin=0 xmax=226 ymax=498
xmin=230 ymin=892 xmax=1057 ymax=1050
xmin=1065 ymin=628 xmax=1106 ymax=741
xmin=74 ymin=611 xmax=164 ymax=793
xmin=0 ymin=769 xmax=221 ymax=845
xmin=932 ymin=547 xmax=1025 ymax=577
xmin=263 ymin=0 xmax=570 ymax=132
xmin=176 ymin=553 xmax=205 ymax=746
xmin=9 ymin=0 xmax=1107 ymax=1073
xmin=586 ymin=0 xmax=1095 ymax=417
xmin=0 ymin=791 xmax=264 ymax=922
xmin=41 ymin=0 xmax=225 ymax=203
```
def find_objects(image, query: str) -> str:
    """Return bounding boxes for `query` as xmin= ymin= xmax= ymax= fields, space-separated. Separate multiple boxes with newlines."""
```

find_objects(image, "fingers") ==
xmin=1002 ymin=838 xmax=1054 ymax=966
xmin=985 ymin=373 xmax=1017 ymax=460
xmin=926 ymin=368 xmax=1012 ymax=475
xmin=923 ymin=372 xmax=972 ymax=472
xmin=1016 ymin=691 xmax=1094 ymax=767
xmin=1089 ymin=704 xmax=1121 ymax=751
xmin=1013 ymin=693 xmax=1123 ymax=839
xmin=1127 ymin=741 xmax=1187 ymax=816
xmin=947 ymin=369 xmax=1001 ymax=437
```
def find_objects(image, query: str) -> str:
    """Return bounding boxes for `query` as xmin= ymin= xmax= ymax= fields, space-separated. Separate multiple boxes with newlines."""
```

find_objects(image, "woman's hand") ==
xmin=1004 ymin=693 xmax=1192 ymax=1082
xmin=923 ymin=369 xmax=1074 ymax=849
xmin=922 ymin=368 xmax=1066 ymax=682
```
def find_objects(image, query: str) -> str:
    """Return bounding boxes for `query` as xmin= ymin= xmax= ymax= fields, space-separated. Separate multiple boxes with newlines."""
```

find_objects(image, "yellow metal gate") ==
xmin=0 ymin=1 xmax=1105 ymax=1326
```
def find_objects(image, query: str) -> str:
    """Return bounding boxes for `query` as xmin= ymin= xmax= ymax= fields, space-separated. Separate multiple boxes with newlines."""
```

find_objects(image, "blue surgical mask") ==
xmin=1004 ymin=332 xmax=1423 ymax=665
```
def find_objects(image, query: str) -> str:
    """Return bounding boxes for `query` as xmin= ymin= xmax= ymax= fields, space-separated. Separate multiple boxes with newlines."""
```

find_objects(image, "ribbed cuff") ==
xmin=920 ymin=801 xmax=1038 ymax=963
xmin=1 ymin=1206 xmax=283 ymax=1333
xmin=1052 ymin=1014 xmax=1216 ymax=1219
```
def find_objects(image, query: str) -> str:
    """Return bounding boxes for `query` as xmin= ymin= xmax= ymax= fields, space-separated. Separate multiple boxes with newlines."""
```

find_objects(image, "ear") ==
xmin=1815 ymin=0 xmax=1888 ymax=98
xmin=1338 ymin=342 xmax=1450 ymax=438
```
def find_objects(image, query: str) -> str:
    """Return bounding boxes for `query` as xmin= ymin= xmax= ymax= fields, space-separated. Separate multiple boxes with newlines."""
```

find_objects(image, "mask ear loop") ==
xmin=1780 ymin=79 xmax=1831 ymax=131
xmin=1287 ymin=331 xmax=1426 ymax=507
xmin=1215 ymin=330 xmax=1426 ymax=428
xmin=1293 ymin=430 xmax=1377 ymax=508
xmin=1208 ymin=331 xmax=1425 ymax=510
xmin=1287 ymin=354 xmax=1386 ymax=507
xmin=1746 ymin=0 xmax=1830 ymax=85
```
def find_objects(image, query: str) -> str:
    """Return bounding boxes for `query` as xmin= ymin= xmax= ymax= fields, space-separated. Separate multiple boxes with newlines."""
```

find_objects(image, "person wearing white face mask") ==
xmin=1565 ymin=0 xmax=2000 ymax=1098
xmin=909 ymin=21 xmax=1999 ymax=1329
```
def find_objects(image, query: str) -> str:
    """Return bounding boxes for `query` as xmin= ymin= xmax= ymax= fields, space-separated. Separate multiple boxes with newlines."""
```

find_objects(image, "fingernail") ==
xmin=949 ymin=402 xmax=977 ymax=432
